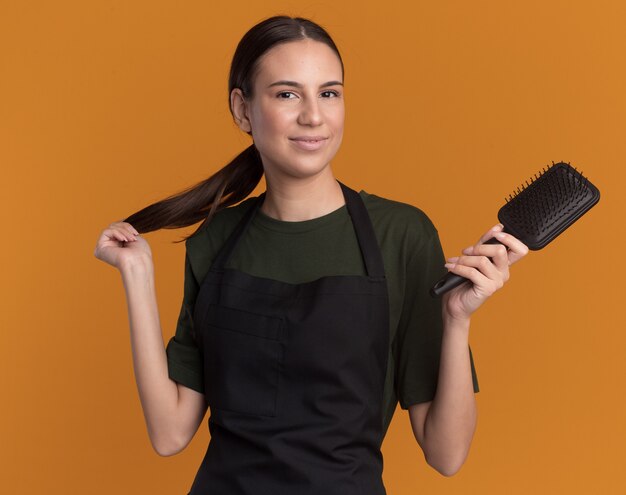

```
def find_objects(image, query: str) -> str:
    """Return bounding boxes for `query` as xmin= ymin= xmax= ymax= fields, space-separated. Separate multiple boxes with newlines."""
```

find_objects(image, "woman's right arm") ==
xmin=121 ymin=258 xmax=207 ymax=456
xmin=95 ymin=221 xmax=208 ymax=456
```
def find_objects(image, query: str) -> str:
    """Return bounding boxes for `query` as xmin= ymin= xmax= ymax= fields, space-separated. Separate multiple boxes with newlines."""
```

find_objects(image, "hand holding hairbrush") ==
xmin=430 ymin=161 xmax=600 ymax=297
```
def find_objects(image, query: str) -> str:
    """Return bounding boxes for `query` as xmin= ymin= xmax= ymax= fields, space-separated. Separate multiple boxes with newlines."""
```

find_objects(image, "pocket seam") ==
xmin=206 ymin=304 xmax=284 ymax=341
xmin=204 ymin=305 xmax=283 ymax=417
xmin=208 ymin=323 xmax=281 ymax=341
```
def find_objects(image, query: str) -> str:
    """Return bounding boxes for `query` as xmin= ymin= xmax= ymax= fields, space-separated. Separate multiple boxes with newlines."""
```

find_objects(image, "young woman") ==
xmin=94 ymin=15 xmax=528 ymax=494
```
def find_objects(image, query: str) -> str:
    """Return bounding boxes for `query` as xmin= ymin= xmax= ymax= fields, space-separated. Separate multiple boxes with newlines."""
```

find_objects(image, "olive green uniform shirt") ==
xmin=166 ymin=189 xmax=479 ymax=438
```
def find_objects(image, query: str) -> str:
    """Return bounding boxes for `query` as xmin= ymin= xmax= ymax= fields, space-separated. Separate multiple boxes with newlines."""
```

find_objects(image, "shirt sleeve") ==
xmin=165 ymin=248 xmax=205 ymax=394
xmin=394 ymin=224 xmax=479 ymax=409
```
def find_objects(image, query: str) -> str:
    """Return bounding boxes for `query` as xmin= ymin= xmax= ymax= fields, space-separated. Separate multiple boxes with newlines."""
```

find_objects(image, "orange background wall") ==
xmin=1 ymin=1 xmax=624 ymax=493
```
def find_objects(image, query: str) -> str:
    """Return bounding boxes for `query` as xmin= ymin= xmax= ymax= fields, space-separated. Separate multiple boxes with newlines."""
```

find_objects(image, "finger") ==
xmin=462 ymin=243 xmax=509 ymax=271
xmin=490 ymin=231 xmax=529 ymax=265
xmin=110 ymin=221 xmax=139 ymax=235
xmin=447 ymin=254 xmax=503 ymax=283
xmin=107 ymin=227 xmax=130 ymax=243
xmin=116 ymin=232 xmax=130 ymax=243
xmin=476 ymin=223 xmax=504 ymax=245
xmin=444 ymin=261 xmax=498 ymax=295
xmin=123 ymin=226 xmax=138 ymax=241
xmin=124 ymin=223 xmax=140 ymax=236
xmin=112 ymin=224 xmax=138 ymax=242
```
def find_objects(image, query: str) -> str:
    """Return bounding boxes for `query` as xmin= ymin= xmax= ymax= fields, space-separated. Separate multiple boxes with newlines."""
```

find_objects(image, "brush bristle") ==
xmin=499 ymin=161 xmax=599 ymax=249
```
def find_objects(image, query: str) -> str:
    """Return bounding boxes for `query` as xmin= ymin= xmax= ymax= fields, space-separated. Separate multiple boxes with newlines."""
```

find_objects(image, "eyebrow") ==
xmin=267 ymin=80 xmax=344 ymax=89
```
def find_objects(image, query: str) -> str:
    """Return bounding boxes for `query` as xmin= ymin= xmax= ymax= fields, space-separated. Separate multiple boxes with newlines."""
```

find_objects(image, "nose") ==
xmin=297 ymin=97 xmax=323 ymax=126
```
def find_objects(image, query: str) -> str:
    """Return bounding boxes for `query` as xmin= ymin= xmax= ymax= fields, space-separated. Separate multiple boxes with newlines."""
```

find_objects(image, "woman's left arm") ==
xmin=408 ymin=223 xmax=529 ymax=476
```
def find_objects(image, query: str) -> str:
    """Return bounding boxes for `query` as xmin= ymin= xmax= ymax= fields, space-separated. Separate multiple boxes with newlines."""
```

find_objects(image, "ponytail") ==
xmin=122 ymin=144 xmax=264 ymax=243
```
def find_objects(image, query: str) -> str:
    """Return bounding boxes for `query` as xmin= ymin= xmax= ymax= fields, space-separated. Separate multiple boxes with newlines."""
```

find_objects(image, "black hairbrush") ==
xmin=430 ymin=161 xmax=600 ymax=297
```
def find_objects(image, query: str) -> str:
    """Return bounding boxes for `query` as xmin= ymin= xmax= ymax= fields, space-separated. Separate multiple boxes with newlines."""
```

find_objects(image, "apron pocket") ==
xmin=203 ymin=304 xmax=284 ymax=417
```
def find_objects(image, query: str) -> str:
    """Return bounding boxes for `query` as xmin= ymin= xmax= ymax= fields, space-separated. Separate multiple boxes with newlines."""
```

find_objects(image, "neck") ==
xmin=260 ymin=169 xmax=345 ymax=222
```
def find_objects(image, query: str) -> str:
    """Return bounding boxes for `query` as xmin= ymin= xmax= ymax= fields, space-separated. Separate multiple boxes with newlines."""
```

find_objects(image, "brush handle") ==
xmin=430 ymin=236 xmax=505 ymax=297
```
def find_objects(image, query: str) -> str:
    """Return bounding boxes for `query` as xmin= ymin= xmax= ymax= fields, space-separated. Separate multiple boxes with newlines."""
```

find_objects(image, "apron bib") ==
xmin=188 ymin=181 xmax=390 ymax=495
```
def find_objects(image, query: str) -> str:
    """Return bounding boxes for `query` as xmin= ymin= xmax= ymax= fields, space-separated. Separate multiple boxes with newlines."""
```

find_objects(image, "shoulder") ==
xmin=183 ymin=195 xmax=259 ymax=281
xmin=186 ymin=196 xmax=257 ymax=244
xmin=359 ymin=189 xmax=440 ymax=251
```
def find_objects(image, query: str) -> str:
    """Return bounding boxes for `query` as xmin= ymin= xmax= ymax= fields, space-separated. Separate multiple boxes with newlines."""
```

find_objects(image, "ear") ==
xmin=230 ymin=88 xmax=252 ymax=134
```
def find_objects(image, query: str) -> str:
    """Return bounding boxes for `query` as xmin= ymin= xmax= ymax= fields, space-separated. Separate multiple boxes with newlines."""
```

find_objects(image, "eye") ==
xmin=321 ymin=90 xmax=340 ymax=98
xmin=276 ymin=91 xmax=297 ymax=99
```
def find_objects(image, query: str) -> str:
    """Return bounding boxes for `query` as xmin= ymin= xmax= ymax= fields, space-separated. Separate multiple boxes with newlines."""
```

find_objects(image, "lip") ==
xmin=289 ymin=136 xmax=329 ymax=151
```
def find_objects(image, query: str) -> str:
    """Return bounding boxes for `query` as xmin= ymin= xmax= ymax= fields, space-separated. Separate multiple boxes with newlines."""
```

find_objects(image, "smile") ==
xmin=289 ymin=137 xmax=328 ymax=151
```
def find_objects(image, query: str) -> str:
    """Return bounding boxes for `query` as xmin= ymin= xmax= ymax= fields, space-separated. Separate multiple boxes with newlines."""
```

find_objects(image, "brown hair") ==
xmin=122 ymin=15 xmax=344 ymax=242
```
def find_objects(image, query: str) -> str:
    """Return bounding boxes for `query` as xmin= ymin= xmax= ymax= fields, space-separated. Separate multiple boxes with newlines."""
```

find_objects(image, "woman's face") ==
xmin=231 ymin=39 xmax=345 ymax=183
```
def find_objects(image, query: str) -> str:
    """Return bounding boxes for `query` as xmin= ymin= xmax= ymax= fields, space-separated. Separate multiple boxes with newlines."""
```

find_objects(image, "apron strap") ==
xmin=338 ymin=181 xmax=386 ymax=280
